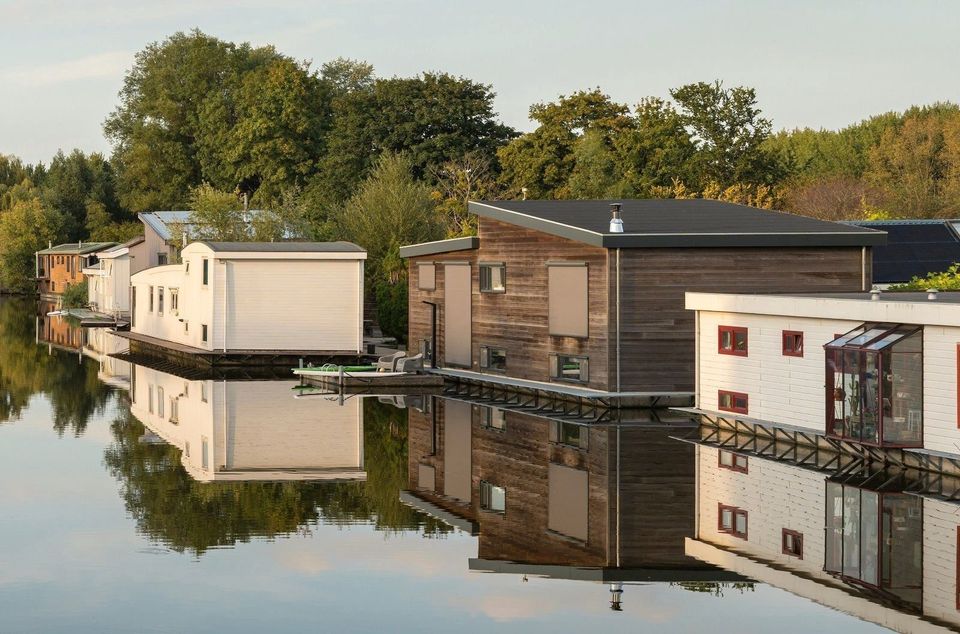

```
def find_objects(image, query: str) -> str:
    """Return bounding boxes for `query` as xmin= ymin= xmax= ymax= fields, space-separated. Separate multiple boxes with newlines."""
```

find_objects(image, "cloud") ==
xmin=0 ymin=51 xmax=132 ymax=86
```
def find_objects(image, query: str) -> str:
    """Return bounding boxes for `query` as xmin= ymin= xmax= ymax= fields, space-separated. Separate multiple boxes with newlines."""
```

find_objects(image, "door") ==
xmin=443 ymin=263 xmax=471 ymax=367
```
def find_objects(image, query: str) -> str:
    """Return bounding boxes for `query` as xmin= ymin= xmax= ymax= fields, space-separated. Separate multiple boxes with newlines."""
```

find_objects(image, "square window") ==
xmin=481 ymin=407 xmax=505 ymax=431
xmin=783 ymin=330 xmax=804 ymax=357
xmin=718 ymin=503 xmax=748 ymax=539
xmin=782 ymin=529 xmax=803 ymax=558
xmin=479 ymin=263 xmax=506 ymax=293
xmin=718 ymin=450 xmax=748 ymax=473
xmin=479 ymin=346 xmax=506 ymax=372
xmin=718 ymin=390 xmax=749 ymax=415
xmin=718 ymin=326 xmax=748 ymax=356
xmin=549 ymin=420 xmax=589 ymax=450
xmin=480 ymin=480 xmax=506 ymax=513
xmin=550 ymin=354 xmax=589 ymax=383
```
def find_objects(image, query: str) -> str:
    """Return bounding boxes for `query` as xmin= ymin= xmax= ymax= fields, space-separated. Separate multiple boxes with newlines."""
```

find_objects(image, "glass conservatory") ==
xmin=825 ymin=323 xmax=923 ymax=447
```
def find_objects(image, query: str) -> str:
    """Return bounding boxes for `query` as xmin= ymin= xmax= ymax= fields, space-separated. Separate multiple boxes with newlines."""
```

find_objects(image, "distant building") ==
xmin=847 ymin=219 xmax=960 ymax=285
xmin=83 ymin=236 xmax=148 ymax=318
xmin=35 ymin=241 xmax=116 ymax=299
xmin=128 ymin=241 xmax=367 ymax=357
xmin=686 ymin=290 xmax=960 ymax=457
xmin=400 ymin=199 xmax=884 ymax=399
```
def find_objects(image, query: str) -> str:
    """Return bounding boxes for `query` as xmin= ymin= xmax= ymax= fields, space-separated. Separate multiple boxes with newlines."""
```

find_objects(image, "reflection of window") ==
xmin=148 ymin=385 xmax=154 ymax=413
xmin=718 ymin=390 xmax=749 ymax=415
xmin=480 ymin=480 xmax=505 ymax=513
xmin=782 ymin=330 xmax=804 ymax=357
xmin=157 ymin=387 xmax=164 ymax=418
xmin=201 ymin=382 xmax=208 ymax=403
xmin=417 ymin=263 xmax=435 ymax=290
xmin=479 ymin=346 xmax=506 ymax=372
xmin=782 ymin=529 xmax=803 ymax=558
xmin=550 ymin=354 xmax=588 ymax=383
xmin=479 ymin=263 xmax=506 ymax=293
xmin=719 ymin=326 xmax=748 ymax=356
xmin=201 ymin=437 xmax=209 ymax=470
xmin=184 ymin=441 xmax=190 ymax=458
xmin=169 ymin=397 xmax=179 ymax=424
xmin=718 ymin=450 xmax=748 ymax=473
xmin=718 ymin=503 xmax=747 ymax=539
xmin=481 ymin=407 xmax=505 ymax=431
xmin=549 ymin=420 xmax=589 ymax=450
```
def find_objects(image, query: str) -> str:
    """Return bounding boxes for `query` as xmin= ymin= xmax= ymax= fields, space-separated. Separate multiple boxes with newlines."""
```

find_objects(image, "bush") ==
xmin=888 ymin=263 xmax=960 ymax=291
xmin=374 ymin=280 xmax=407 ymax=344
xmin=61 ymin=280 xmax=88 ymax=308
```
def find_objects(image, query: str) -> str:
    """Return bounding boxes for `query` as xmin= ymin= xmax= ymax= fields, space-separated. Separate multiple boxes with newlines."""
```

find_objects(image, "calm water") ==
xmin=0 ymin=298 xmax=927 ymax=633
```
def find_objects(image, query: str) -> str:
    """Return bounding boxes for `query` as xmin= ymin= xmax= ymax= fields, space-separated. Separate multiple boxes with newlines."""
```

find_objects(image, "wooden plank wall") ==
xmin=407 ymin=252 xmax=477 ymax=369
xmin=611 ymin=247 xmax=867 ymax=392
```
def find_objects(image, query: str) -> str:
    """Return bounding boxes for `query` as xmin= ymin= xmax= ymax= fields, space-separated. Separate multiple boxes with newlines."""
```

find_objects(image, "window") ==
xmin=718 ymin=450 xmax=748 ymax=473
xmin=148 ymin=385 xmax=154 ymax=413
xmin=185 ymin=261 xmax=190 ymax=274
xmin=479 ymin=346 xmax=506 ymax=372
xmin=157 ymin=387 xmax=164 ymax=418
xmin=550 ymin=354 xmax=588 ymax=383
xmin=481 ymin=407 xmax=505 ymax=431
xmin=548 ymin=263 xmax=588 ymax=338
xmin=201 ymin=437 xmax=209 ymax=470
xmin=549 ymin=420 xmax=589 ymax=450
xmin=783 ymin=330 xmax=804 ymax=357
xmin=169 ymin=397 xmax=179 ymax=423
xmin=66 ymin=256 xmax=71 ymax=273
xmin=184 ymin=441 xmax=190 ymax=458
xmin=202 ymin=259 xmax=209 ymax=285
xmin=201 ymin=381 xmax=208 ymax=403
xmin=782 ymin=529 xmax=803 ymax=558
xmin=479 ymin=263 xmax=506 ymax=293
xmin=718 ymin=504 xmax=747 ymax=539
xmin=718 ymin=390 xmax=749 ymax=415
xmin=157 ymin=253 xmax=168 ymax=266
xmin=202 ymin=324 xmax=208 ymax=343
xmin=170 ymin=288 xmax=179 ymax=314
xmin=131 ymin=287 xmax=136 ymax=327
xmin=417 ymin=262 xmax=435 ymax=290
xmin=480 ymin=480 xmax=506 ymax=513
xmin=184 ymin=321 xmax=189 ymax=333
xmin=149 ymin=286 xmax=154 ymax=312
xmin=157 ymin=286 xmax=164 ymax=315
xmin=718 ymin=326 xmax=748 ymax=356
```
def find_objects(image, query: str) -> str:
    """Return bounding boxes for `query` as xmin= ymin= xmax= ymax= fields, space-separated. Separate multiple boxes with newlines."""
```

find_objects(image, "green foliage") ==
xmin=84 ymin=200 xmax=142 ymax=242
xmin=185 ymin=183 xmax=246 ymax=241
xmin=60 ymin=280 xmax=88 ymax=308
xmin=41 ymin=150 xmax=122 ymax=240
xmin=373 ymin=280 xmax=408 ymax=343
xmin=0 ymin=195 xmax=65 ymax=293
xmin=888 ymin=262 xmax=960 ymax=291
xmin=429 ymin=152 xmax=501 ymax=237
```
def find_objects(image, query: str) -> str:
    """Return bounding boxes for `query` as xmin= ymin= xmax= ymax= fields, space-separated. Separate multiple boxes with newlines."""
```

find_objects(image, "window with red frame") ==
xmin=718 ymin=390 xmax=749 ymax=415
xmin=782 ymin=529 xmax=803 ymax=558
xmin=718 ymin=450 xmax=748 ymax=473
xmin=718 ymin=326 xmax=748 ymax=356
xmin=782 ymin=330 xmax=804 ymax=357
xmin=718 ymin=504 xmax=747 ymax=539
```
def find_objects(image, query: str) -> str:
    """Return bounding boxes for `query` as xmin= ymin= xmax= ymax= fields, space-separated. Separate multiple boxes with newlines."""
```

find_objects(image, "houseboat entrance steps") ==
xmin=433 ymin=367 xmax=694 ymax=409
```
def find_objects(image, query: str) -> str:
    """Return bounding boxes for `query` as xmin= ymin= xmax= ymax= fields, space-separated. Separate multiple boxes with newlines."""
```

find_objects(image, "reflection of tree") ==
xmin=104 ymin=398 xmax=450 ymax=555
xmin=0 ymin=298 xmax=112 ymax=434
xmin=671 ymin=581 xmax=755 ymax=597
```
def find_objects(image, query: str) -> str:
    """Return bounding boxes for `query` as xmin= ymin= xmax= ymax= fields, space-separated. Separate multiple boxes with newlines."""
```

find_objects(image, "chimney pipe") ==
xmin=927 ymin=288 xmax=939 ymax=301
xmin=609 ymin=202 xmax=624 ymax=233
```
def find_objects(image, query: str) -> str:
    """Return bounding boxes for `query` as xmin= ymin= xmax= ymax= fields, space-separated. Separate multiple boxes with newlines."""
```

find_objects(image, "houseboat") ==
xmin=128 ymin=365 xmax=365 ymax=482
xmin=123 ymin=241 xmax=366 ymax=365
xmin=35 ymin=241 xmax=116 ymax=299
xmin=400 ymin=199 xmax=884 ymax=405
xmin=83 ymin=236 xmax=148 ymax=319
xmin=685 ymin=290 xmax=960 ymax=464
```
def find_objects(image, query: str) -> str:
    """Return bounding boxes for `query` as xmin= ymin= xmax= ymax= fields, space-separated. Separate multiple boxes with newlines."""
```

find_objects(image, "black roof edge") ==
xmin=399 ymin=236 xmax=479 ymax=258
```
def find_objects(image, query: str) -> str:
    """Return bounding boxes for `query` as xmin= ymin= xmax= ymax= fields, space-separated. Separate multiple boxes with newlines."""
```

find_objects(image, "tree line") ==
xmin=3 ymin=29 xmax=960 ymax=331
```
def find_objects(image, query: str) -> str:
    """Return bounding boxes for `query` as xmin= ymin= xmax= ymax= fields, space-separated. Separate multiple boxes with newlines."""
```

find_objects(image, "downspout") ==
xmin=695 ymin=309 xmax=701 ymax=409
xmin=616 ymin=422 xmax=621 ymax=568
xmin=616 ymin=248 xmax=621 ymax=393
xmin=861 ymin=246 xmax=868 ymax=291
xmin=221 ymin=260 xmax=227 ymax=353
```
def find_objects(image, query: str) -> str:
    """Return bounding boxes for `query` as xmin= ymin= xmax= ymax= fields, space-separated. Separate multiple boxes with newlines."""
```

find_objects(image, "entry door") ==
xmin=443 ymin=263 xmax=471 ymax=367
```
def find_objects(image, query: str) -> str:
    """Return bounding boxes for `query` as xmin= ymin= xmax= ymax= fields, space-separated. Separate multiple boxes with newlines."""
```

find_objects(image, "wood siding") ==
xmin=612 ymin=247 xmax=867 ymax=392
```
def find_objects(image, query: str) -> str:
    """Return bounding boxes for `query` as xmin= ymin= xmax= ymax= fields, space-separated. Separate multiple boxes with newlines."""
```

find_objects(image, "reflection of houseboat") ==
xmin=82 ymin=328 xmax=131 ymax=389
xmin=128 ymin=366 xmax=365 ymax=482
xmin=35 ymin=300 xmax=86 ymax=353
xmin=686 ymin=291 xmax=960 ymax=461
xmin=402 ymin=396 xmax=737 ymax=600
xmin=401 ymin=200 xmax=882 ymax=404
xmin=688 ymin=444 xmax=959 ymax=632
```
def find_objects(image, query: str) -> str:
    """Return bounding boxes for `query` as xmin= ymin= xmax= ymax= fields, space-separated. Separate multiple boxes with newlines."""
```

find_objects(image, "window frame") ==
xmin=718 ymin=325 xmax=748 ymax=356
xmin=718 ymin=450 xmax=748 ymax=473
xmin=718 ymin=390 xmax=749 ymax=415
xmin=479 ymin=262 xmax=506 ymax=293
xmin=202 ymin=258 xmax=209 ymax=286
xmin=479 ymin=480 xmax=506 ymax=514
xmin=479 ymin=345 xmax=507 ymax=373
xmin=549 ymin=353 xmax=589 ymax=384
xmin=782 ymin=528 xmax=803 ymax=559
xmin=480 ymin=406 xmax=506 ymax=431
xmin=157 ymin=286 xmax=164 ymax=316
xmin=718 ymin=503 xmax=748 ymax=539
xmin=148 ymin=285 xmax=154 ymax=312
xmin=782 ymin=330 xmax=804 ymax=357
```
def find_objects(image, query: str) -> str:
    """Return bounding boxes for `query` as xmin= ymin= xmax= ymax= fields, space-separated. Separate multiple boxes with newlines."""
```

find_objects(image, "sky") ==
xmin=1 ymin=0 xmax=959 ymax=165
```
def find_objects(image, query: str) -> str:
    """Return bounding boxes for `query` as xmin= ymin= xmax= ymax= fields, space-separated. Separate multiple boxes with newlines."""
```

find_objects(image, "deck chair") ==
xmin=396 ymin=353 xmax=424 ymax=372
xmin=376 ymin=351 xmax=406 ymax=372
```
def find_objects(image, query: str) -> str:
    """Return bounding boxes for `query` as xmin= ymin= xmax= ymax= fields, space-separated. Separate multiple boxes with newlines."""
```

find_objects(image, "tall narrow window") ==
xmin=718 ymin=504 xmax=748 ymax=539
xmin=201 ymin=437 xmax=209 ymax=470
xmin=718 ymin=326 xmax=748 ymax=356
xmin=417 ymin=262 xmax=435 ymax=290
xmin=202 ymin=324 xmax=208 ymax=343
xmin=170 ymin=288 xmax=179 ymax=314
xmin=148 ymin=385 xmax=154 ymax=413
xmin=548 ymin=263 xmax=588 ymax=338
xmin=783 ymin=330 xmax=804 ymax=357
xmin=157 ymin=387 xmax=164 ymax=418
xmin=157 ymin=286 xmax=164 ymax=315
xmin=479 ymin=263 xmax=506 ymax=293
xmin=718 ymin=390 xmax=749 ymax=415
xmin=782 ymin=529 xmax=803 ymax=558
xmin=149 ymin=286 xmax=154 ymax=312
xmin=201 ymin=381 xmax=208 ymax=403
xmin=202 ymin=259 xmax=209 ymax=285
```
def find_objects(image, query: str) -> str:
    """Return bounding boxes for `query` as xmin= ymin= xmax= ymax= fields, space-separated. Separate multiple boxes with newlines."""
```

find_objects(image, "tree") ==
xmin=670 ymin=81 xmax=777 ymax=188
xmin=321 ymin=57 xmax=374 ymax=95
xmin=616 ymin=97 xmax=697 ymax=195
xmin=41 ymin=150 xmax=123 ymax=240
xmin=184 ymin=183 xmax=246 ymax=241
xmin=0 ymin=196 xmax=65 ymax=293
xmin=429 ymin=153 xmax=502 ymax=237
xmin=249 ymin=186 xmax=312 ymax=241
xmin=85 ymin=200 xmax=142 ymax=243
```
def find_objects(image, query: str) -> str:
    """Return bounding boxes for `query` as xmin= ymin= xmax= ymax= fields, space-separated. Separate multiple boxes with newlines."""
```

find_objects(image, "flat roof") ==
xmin=37 ymin=241 xmax=116 ymax=255
xmin=198 ymin=241 xmax=365 ymax=253
xmin=846 ymin=219 xmax=960 ymax=284
xmin=469 ymin=199 xmax=886 ymax=248
xmin=398 ymin=236 xmax=479 ymax=258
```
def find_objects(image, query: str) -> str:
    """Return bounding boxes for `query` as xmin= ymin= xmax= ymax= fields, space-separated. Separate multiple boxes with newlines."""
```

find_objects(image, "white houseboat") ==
xmin=127 ymin=241 xmax=366 ymax=359
xmin=685 ymin=290 xmax=960 ymax=458
xmin=84 ymin=236 xmax=148 ymax=318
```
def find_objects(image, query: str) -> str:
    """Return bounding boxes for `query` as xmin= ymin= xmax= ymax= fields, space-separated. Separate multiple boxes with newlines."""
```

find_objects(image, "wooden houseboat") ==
xmin=400 ymin=199 xmax=884 ymax=404
xmin=35 ymin=241 xmax=116 ymax=299
xmin=123 ymin=241 xmax=366 ymax=365
xmin=686 ymin=290 xmax=960 ymax=462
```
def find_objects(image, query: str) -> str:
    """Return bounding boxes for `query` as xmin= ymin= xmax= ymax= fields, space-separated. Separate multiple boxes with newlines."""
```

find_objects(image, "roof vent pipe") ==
xmin=609 ymin=202 xmax=624 ymax=233
xmin=870 ymin=288 xmax=882 ymax=301
xmin=927 ymin=288 xmax=939 ymax=301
